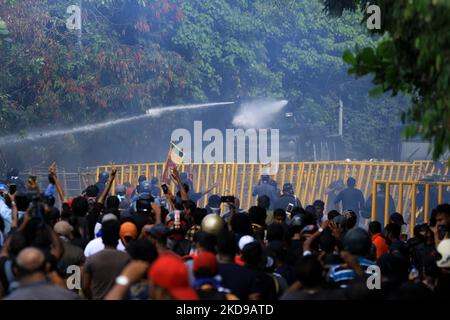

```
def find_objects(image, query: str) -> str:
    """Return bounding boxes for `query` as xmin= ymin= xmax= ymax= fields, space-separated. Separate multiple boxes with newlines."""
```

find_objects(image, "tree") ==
xmin=327 ymin=0 xmax=450 ymax=159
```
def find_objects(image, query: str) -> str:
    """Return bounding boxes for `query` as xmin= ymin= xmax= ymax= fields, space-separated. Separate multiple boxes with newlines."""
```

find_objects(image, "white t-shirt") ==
xmin=83 ymin=237 xmax=126 ymax=257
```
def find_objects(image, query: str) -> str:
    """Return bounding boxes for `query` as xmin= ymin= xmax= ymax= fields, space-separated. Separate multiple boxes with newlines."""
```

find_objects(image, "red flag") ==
xmin=162 ymin=141 xmax=184 ymax=186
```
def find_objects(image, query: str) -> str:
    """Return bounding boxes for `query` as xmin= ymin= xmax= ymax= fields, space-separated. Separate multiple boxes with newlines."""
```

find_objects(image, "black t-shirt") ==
xmin=131 ymin=212 xmax=154 ymax=235
xmin=218 ymin=263 xmax=258 ymax=300
xmin=334 ymin=187 xmax=365 ymax=212
xmin=275 ymin=264 xmax=296 ymax=286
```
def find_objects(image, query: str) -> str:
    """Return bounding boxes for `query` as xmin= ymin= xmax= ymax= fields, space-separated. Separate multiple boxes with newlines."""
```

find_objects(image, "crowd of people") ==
xmin=0 ymin=164 xmax=449 ymax=300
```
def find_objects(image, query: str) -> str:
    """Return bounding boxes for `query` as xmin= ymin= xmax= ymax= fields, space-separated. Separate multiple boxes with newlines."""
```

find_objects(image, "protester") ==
xmin=82 ymin=220 xmax=131 ymax=299
xmin=0 ymin=161 xmax=448 ymax=301
xmin=4 ymin=247 xmax=78 ymax=300
xmin=334 ymin=177 xmax=365 ymax=215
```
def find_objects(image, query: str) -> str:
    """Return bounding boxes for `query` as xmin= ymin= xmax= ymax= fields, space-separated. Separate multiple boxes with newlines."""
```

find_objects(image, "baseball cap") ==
xmin=238 ymin=235 xmax=255 ymax=251
xmin=120 ymin=222 xmax=138 ymax=244
xmin=390 ymin=212 xmax=406 ymax=225
xmin=148 ymin=255 xmax=199 ymax=300
xmin=54 ymin=221 xmax=73 ymax=238
xmin=146 ymin=223 xmax=169 ymax=241
xmin=101 ymin=213 xmax=118 ymax=224
xmin=193 ymin=251 xmax=218 ymax=276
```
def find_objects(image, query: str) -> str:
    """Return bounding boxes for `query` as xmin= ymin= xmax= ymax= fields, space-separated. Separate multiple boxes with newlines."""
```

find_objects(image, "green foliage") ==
xmin=0 ymin=0 xmax=408 ymax=161
xmin=338 ymin=0 xmax=450 ymax=159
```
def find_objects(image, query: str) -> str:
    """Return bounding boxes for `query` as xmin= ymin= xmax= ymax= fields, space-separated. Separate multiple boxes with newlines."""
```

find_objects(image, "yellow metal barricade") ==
xmin=372 ymin=180 xmax=450 ymax=235
xmin=93 ymin=160 xmax=446 ymax=213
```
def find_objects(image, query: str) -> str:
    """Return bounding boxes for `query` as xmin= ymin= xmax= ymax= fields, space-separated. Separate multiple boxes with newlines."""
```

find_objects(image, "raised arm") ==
xmin=171 ymin=166 xmax=189 ymax=201
xmin=9 ymin=193 xmax=18 ymax=229
xmin=98 ymin=168 xmax=118 ymax=205
xmin=48 ymin=162 xmax=67 ymax=204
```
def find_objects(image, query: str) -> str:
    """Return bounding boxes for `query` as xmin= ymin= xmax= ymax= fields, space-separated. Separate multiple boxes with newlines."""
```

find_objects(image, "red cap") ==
xmin=148 ymin=255 xmax=198 ymax=300
xmin=193 ymin=251 xmax=218 ymax=275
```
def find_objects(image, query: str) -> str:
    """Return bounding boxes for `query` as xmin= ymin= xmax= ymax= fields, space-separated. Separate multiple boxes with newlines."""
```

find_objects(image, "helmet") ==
xmin=283 ymin=183 xmax=294 ymax=194
xmin=436 ymin=239 xmax=450 ymax=268
xmin=165 ymin=210 xmax=189 ymax=235
xmin=98 ymin=172 xmax=109 ymax=183
xmin=201 ymin=214 xmax=225 ymax=236
xmin=115 ymin=184 xmax=126 ymax=195
xmin=180 ymin=172 xmax=188 ymax=183
xmin=139 ymin=181 xmax=151 ymax=194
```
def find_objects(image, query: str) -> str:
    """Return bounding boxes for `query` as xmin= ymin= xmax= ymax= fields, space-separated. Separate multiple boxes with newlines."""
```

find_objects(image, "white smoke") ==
xmin=232 ymin=99 xmax=288 ymax=129
xmin=0 ymin=101 xmax=234 ymax=146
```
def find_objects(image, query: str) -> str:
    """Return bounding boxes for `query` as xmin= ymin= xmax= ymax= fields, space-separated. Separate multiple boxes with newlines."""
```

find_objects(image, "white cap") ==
xmin=238 ymin=235 xmax=255 ymax=251
xmin=101 ymin=213 xmax=118 ymax=224
xmin=437 ymin=239 xmax=450 ymax=268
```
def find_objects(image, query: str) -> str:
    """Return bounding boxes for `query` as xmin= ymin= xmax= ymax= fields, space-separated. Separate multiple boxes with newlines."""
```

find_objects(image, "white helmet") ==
xmin=436 ymin=239 xmax=450 ymax=268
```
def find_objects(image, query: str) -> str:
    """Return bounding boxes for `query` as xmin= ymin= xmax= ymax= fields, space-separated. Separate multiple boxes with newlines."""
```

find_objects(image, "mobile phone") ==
xmin=9 ymin=184 xmax=16 ymax=195
xmin=161 ymin=183 xmax=169 ymax=194
xmin=221 ymin=196 xmax=235 ymax=203
xmin=286 ymin=203 xmax=294 ymax=213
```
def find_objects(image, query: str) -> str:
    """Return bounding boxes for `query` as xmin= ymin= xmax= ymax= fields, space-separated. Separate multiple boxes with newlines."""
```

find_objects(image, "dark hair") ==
xmin=295 ymin=255 xmax=324 ymax=287
xmin=346 ymin=210 xmax=357 ymax=229
xmin=193 ymin=207 xmax=207 ymax=225
xmin=102 ymin=220 xmax=120 ymax=247
xmin=15 ymin=192 xmax=30 ymax=212
xmin=217 ymin=231 xmax=238 ymax=258
xmin=85 ymin=185 xmax=99 ymax=198
xmin=368 ymin=221 xmax=382 ymax=234
xmin=182 ymin=200 xmax=197 ymax=214
xmin=249 ymin=206 xmax=267 ymax=227
xmin=8 ymin=231 xmax=27 ymax=257
xmin=106 ymin=196 xmax=120 ymax=210
xmin=194 ymin=231 xmax=217 ymax=253
xmin=266 ymin=224 xmax=285 ymax=242
xmin=327 ymin=210 xmax=340 ymax=221
xmin=436 ymin=203 xmax=450 ymax=217
xmin=385 ymin=222 xmax=401 ymax=239
xmin=347 ymin=177 xmax=356 ymax=187
xmin=230 ymin=212 xmax=252 ymax=236
xmin=430 ymin=208 xmax=438 ymax=227
xmin=257 ymin=195 xmax=271 ymax=209
xmin=241 ymin=242 xmax=263 ymax=269
xmin=126 ymin=239 xmax=158 ymax=263
xmin=71 ymin=196 xmax=89 ymax=217
xmin=377 ymin=253 xmax=409 ymax=284
xmin=291 ymin=206 xmax=306 ymax=216
xmin=319 ymin=229 xmax=336 ymax=253
xmin=313 ymin=200 xmax=325 ymax=209
xmin=273 ymin=208 xmax=286 ymax=220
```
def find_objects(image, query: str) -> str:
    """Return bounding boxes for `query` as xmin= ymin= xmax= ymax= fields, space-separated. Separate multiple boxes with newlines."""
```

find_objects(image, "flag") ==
xmin=162 ymin=141 xmax=184 ymax=185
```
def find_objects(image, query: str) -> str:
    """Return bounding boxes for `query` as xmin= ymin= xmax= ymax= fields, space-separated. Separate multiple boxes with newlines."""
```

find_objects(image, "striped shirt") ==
xmin=327 ymin=256 xmax=376 ymax=288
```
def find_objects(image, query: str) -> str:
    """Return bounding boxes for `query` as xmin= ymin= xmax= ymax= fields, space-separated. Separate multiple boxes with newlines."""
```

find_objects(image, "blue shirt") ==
xmin=327 ymin=256 xmax=376 ymax=288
